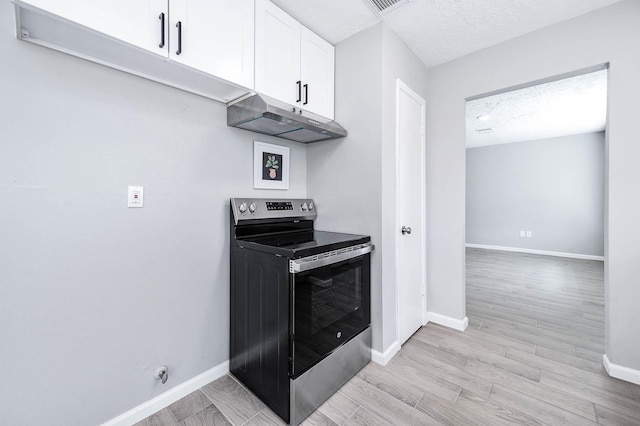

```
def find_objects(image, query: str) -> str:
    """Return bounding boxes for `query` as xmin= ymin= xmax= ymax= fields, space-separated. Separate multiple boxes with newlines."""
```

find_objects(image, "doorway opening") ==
xmin=463 ymin=65 xmax=608 ymax=362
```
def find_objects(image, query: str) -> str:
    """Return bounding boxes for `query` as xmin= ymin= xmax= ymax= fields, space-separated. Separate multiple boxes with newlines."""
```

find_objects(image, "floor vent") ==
xmin=368 ymin=0 xmax=411 ymax=16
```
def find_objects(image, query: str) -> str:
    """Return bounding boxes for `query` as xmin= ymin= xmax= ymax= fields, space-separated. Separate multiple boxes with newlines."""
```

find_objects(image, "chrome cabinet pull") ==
xmin=401 ymin=226 xmax=412 ymax=235
xmin=303 ymin=83 xmax=308 ymax=105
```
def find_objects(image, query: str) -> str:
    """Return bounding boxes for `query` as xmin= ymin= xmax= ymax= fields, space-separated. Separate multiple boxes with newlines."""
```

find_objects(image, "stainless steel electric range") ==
xmin=229 ymin=198 xmax=373 ymax=425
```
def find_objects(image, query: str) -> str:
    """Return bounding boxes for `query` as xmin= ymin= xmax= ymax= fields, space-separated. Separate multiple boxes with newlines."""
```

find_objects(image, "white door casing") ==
xmin=396 ymin=79 xmax=427 ymax=345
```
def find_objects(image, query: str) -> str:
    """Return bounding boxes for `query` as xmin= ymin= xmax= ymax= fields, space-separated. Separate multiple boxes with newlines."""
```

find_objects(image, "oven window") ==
xmin=292 ymin=255 xmax=370 ymax=377
xmin=307 ymin=266 xmax=361 ymax=333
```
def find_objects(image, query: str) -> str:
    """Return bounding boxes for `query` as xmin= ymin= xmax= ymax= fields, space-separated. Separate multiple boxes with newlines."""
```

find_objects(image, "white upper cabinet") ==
xmin=299 ymin=26 xmax=335 ymax=119
xmin=17 ymin=0 xmax=254 ymax=92
xmin=255 ymin=0 xmax=335 ymax=119
xmin=169 ymin=0 xmax=254 ymax=89
xmin=22 ymin=0 xmax=169 ymax=56
xmin=255 ymin=0 xmax=301 ymax=107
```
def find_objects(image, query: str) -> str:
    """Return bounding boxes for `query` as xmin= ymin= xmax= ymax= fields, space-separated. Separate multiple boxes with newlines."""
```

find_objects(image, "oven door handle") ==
xmin=289 ymin=243 xmax=374 ymax=273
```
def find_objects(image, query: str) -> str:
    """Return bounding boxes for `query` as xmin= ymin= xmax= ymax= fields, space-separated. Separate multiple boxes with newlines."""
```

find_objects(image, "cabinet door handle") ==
xmin=296 ymin=80 xmax=301 ymax=103
xmin=176 ymin=21 xmax=182 ymax=55
xmin=158 ymin=13 xmax=165 ymax=48
xmin=303 ymin=84 xmax=308 ymax=105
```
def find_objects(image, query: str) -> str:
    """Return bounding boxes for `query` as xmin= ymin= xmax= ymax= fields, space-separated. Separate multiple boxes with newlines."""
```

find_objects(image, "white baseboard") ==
xmin=373 ymin=314 xmax=468 ymax=365
xmin=371 ymin=340 xmax=401 ymax=366
xmin=426 ymin=312 xmax=469 ymax=331
xmin=466 ymin=243 xmax=604 ymax=261
xmin=102 ymin=361 xmax=229 ymax=426
xmin=603 ymin=354 xmax=640 ymax=386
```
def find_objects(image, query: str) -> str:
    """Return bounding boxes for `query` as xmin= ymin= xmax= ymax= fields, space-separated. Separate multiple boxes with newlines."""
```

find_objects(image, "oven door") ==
xmin=290 ymin=244 xmax=372 ymax=378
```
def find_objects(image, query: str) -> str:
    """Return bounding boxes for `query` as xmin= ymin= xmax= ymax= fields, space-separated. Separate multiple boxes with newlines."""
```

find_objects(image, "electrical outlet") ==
xmin=128 ymin=186 xmax=144 ymax=208
xmin=520 ymin=230 xmax=526 ymax=237
xmin=526 ymin=231 xmax=532 ymax=238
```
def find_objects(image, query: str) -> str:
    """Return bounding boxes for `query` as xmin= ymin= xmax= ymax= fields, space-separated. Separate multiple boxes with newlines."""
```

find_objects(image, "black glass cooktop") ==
xmin=236 ymin=230 xmax=370 ymax=258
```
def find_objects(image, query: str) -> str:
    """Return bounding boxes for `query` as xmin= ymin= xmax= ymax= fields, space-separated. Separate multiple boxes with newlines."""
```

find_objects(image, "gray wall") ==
xmin=0 ymin=3 xmax=307 ymax=424
xmin=307 ymin=23 xmax=428 ymax=353
xmin=307 ymin=24 xmax=384 ymax=350
xmin=426 ymin=0 xmax=640 ymax=372
xmin=466 ymin=132 xmax=605 ymax=256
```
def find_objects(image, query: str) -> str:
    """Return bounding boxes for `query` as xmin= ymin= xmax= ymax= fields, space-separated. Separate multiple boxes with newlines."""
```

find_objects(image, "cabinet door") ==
xmin=169 ymin=0 xmax=254 ymax=89
xmin=22 ymin=0 xmax=169 ymax=56
xmin=300 ymin=27 xmax=335 ymax=119
xmin=255 ymin=0 xmax=301 ymax=106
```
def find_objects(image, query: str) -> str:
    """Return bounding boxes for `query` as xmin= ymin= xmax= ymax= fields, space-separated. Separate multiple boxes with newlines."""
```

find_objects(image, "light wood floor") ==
xmin=138 ymin=248 xmax=640 ymax=425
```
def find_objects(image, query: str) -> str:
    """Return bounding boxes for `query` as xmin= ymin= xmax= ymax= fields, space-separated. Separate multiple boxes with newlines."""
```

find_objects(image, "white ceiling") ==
xmin=270 ymin=0 xmax=624 ymax=68
xmin=466 ymin=69 xmax=608 ymax=148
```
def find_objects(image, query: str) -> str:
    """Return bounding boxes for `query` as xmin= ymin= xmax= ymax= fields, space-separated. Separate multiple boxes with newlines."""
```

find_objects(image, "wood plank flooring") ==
xmin=137 ymin=248 xmax=640 ymax=425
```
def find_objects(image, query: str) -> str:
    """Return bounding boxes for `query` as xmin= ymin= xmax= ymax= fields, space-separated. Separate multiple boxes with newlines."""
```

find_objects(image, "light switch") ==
xmin=526 ymin=231 xmax=532 ymax=238
xmin=128 ymin=186 xmax=144 ymax=208
xmin=519 ymin=231 xmax=526 ymax=237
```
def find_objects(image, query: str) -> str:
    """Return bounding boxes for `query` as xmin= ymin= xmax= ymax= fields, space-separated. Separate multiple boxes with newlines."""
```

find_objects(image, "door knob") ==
xmin=401 ymin=226 xmax=412 ymax=235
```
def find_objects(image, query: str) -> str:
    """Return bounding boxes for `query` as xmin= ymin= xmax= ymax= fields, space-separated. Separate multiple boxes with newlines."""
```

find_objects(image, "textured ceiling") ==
xmin=269 ymin=1 xmax=615 ymax=145
xmin=270 ymin=0 xmax=624 ymax=68
xmin=466 ymin=69 xmax=608 ymax=148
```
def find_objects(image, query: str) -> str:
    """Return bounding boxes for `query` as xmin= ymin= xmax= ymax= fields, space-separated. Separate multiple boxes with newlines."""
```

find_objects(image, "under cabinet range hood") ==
xmin=227 ymin=94 xmax=347 ymax=143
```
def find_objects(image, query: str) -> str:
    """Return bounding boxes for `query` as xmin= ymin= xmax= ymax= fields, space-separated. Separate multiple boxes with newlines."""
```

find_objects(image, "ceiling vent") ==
xmin=368 ymin=0 xmax=411 ymax=16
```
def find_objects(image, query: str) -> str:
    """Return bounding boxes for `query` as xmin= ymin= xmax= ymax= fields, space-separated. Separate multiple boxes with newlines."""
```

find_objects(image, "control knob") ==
xmin=301 ymin=202 xmax=308 ymax=212
xmin=249 ymin=203 xmax=256 ymax=213
xmin=308 ymin=202 xmax=314 ymax=211
xmin=238 ymin=202 xmax=248 ymax=213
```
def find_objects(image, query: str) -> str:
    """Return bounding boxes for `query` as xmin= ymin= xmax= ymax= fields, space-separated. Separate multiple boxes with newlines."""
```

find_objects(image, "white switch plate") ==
xmin=526 ymin=231 xmax=532 ymax=238
xmin=520 ymin=230 xmax=526 ymax=237
xmin=128 ymin=186 xmax=144 ymax=208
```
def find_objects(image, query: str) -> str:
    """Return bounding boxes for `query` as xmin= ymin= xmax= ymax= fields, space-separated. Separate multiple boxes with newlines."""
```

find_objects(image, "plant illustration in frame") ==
xmin=263 ymin=152 xmax=282 ymax=181
xmin=254 ymin=141 xmax=289 ymax=190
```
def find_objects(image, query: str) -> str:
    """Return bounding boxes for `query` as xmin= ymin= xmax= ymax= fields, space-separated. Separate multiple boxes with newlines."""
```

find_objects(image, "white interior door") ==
xmin=396 ymin=79 xmax=426 ymax=345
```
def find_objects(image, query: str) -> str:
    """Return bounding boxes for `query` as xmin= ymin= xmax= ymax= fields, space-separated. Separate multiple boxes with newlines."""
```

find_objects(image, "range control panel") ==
xmin=266 ymin=201 xmax=293 ymax=211
xmin=231 ymin=198 xmax=317 ymax=224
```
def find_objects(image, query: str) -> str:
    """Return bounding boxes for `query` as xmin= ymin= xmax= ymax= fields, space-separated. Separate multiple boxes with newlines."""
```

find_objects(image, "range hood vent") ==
xmin=368 ymin=0 xmax=411 ymax=16
xmin=227 ymin=94 xmax=347 ymax=143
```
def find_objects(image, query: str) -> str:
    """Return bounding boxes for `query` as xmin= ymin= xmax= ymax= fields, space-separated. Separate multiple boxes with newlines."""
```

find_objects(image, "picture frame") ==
xmin=253 ymin=141 xmax=290 ymax=190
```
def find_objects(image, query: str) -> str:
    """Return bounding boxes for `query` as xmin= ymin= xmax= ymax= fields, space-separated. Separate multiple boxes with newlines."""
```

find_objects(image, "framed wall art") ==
xmin=253 ymin=141 xmax=290 ymax=190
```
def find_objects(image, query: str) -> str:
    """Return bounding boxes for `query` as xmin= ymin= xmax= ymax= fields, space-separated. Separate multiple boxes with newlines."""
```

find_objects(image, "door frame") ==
xmin=394 ymin=78 xmax=428 ymax=345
